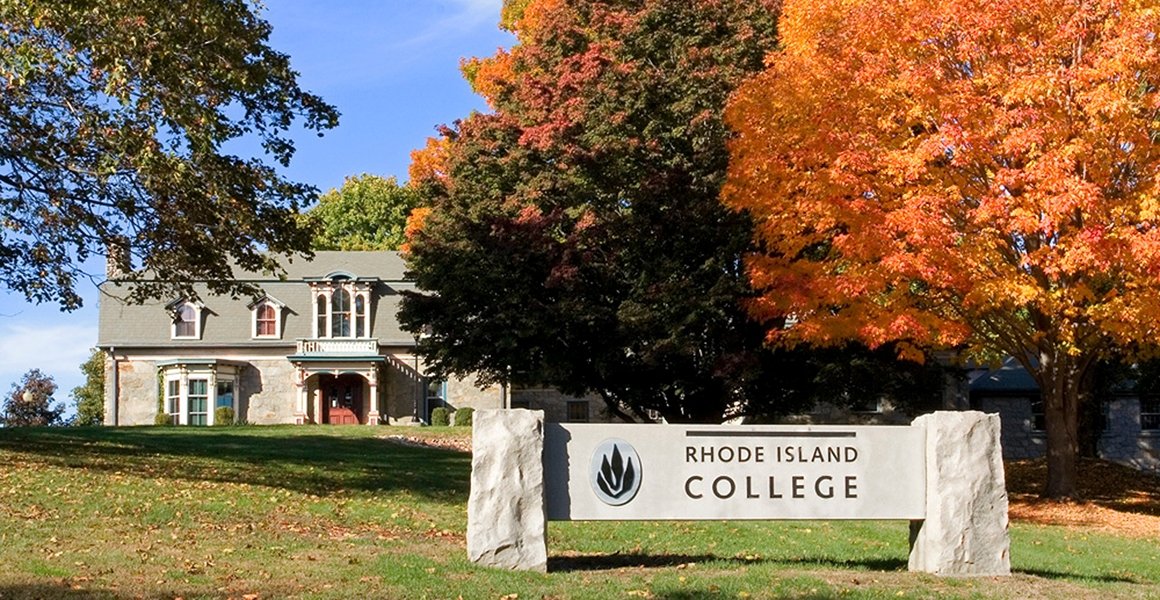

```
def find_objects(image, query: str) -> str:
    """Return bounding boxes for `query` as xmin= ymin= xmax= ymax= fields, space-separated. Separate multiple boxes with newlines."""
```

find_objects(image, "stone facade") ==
xmin=1098 ymin=398 xmax=1160 ymax=473
xmin=976 ymin=396 xmax=1046 ymax=460
xmin=384 ymin=354 xmax=424 ymax=424
xmin=444 ymin=376 xmax=504 ymax=412
xmin=109 ymin=359 xmax=161 ymax=425
xmin=981 ymin=395 xmax=1159 ymax=473
xmin=509 ymin=388 xmax=609 ymax=423
xmin=242 ymin=360 xmax=299 ymax=424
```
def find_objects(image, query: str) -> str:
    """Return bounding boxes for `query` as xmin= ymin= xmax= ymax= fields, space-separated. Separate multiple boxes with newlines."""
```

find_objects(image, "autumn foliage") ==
xmin=403 ymin=0 xmax=802 ymax=423
xmin=725 ymin=0 xmax=1160 ymax=497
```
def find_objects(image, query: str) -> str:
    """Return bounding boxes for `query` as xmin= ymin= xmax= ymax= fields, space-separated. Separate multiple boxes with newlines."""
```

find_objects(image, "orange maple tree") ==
xmin=724 ymin=0 xmax=1160 ymax=498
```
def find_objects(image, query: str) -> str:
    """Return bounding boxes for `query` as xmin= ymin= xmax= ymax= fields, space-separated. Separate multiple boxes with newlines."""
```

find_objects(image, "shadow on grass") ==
xmin=1016 ymin=567 xmax=1144 ymax=584
xmin=0 ymin=426 xmax=470 ymax=501
xmin=0 ymin=584 xmax=111 ymax=599
xmin=0 ymin=583 xmax=316 ymax=600
xmin=553 ymin=554 xmax=1147 ymax=588
xmin=549 ymin=552 xmax=907 ymax=573
xmin=654 ymin=594 xmax=837 ymax=600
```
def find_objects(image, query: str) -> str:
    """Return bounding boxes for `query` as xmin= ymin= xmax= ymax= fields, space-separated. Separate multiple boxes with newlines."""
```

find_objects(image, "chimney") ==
xmin=106 ymin=236 xmax=130 ymax=279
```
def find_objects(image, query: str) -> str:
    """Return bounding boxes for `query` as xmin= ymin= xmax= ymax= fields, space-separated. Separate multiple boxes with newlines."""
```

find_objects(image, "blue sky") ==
xmin=0 ymin=0 xmax=512 ymax=408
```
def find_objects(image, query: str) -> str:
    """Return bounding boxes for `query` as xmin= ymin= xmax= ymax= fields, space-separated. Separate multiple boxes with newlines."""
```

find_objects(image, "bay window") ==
xmin=158 ymin=361 xmax=239 ymax=426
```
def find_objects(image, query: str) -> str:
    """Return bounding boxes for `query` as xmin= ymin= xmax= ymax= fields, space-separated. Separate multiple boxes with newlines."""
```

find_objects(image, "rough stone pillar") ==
xmin=909 ymin=411 xmax=1011 ymax=576
xmin=467 ymin=409 xmax=548 ymax=572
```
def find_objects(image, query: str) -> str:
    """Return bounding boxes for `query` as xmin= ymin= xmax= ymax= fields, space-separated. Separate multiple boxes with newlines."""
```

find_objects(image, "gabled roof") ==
xmin=968 ymin=357 xmax=1039 ymax=393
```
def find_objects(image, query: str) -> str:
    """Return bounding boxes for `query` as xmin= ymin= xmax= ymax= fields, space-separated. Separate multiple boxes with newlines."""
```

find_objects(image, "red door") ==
xmin=321 ymin=374 xmax=363 ymax=425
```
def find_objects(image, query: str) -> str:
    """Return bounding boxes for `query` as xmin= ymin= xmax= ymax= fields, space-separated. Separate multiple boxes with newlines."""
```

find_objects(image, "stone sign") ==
xmin=544 ymin=424 xmax=925 ymax=521
xmin=467 ymin=410 xmax=1010 ymax=576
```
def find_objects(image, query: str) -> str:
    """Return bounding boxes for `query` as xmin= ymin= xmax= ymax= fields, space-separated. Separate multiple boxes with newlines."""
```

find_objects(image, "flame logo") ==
xmin=590 ymin=439 xmax=642 ymax=506
xmin=596 ymin=444 xmax=636 ymax=499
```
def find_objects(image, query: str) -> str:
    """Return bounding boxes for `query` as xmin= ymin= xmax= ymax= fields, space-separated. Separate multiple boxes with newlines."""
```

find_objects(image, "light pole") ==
xmin=412 ymin=331 xmax=421 ymax=423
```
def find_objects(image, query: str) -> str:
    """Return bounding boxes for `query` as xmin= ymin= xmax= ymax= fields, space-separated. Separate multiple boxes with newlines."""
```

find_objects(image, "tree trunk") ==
xmin=1039 ymin=356 xmax=1084 ymax=499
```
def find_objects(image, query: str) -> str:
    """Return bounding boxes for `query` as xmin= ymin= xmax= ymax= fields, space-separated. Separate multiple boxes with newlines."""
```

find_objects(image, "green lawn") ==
xmin=0 ymin=426 xmax=1156 ymax=599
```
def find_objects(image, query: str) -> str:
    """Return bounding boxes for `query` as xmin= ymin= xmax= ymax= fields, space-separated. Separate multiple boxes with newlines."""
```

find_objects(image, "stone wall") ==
xmin=384 ymin=357 xmax=423 ymax=424
xmin=114 ymin=359 xmax=161 ymax=425
xmin=444 ymin=376 xmax=503 ymax=412
xmin=241 ymin=360 xmax=298 ymax=424
xmin=378 ymin=351 xmax=505 ymax=424
xmin=509 ymin=389 xmax=610 ymax=423
xmin=1099 ymin=398 xmax=1160 ymax=474
xmin=111 ymin=357 xmax=299 ymax=425
xmin=978 ymin=396 xmax=1045 ymax=459
xmin=984 ymin=396 xmax=1160 ymax=473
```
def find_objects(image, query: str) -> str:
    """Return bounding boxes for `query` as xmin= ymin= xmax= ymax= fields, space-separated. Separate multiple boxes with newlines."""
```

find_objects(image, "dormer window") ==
xmin=167 ymin=299 xmax=203 ymax=340
xmin=309 ymin=273 xmax=374 ymax=339
xmin=249 ymin=296 xmax=286 ymax=339
xmin=257 ymin=304 xmax=277 ymax=336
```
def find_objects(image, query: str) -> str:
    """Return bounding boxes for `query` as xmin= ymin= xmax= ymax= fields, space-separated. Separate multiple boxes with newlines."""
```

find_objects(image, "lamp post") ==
xmin=412 ymin=331 xmax=421 ymax=423
xmin=412 ymin=325 xmax=433 ymax=424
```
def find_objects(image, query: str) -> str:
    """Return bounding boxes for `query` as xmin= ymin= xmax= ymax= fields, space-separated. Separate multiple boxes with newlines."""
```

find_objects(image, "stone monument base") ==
xmin=467 ymin=409 xmax=1011 ymax=577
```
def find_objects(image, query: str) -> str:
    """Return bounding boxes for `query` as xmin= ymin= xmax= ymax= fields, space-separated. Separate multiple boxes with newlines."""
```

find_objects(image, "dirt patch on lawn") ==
xmin=382 ymin=434 xmax=472 ymax=453
xmin=1005 ymin=458 xmax=1160 ymax=539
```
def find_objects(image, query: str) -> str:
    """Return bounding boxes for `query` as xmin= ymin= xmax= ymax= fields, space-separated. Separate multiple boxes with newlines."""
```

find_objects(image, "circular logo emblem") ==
xmin=590 ymin=438 xmax=642 ymax=506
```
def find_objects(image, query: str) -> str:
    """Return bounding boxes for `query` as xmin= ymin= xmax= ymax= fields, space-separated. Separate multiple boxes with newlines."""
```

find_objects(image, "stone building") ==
xmin=970 ymin=357 xmax=1160 ymax=473
xmin=97 ymin=251 xmax=606 ymax=426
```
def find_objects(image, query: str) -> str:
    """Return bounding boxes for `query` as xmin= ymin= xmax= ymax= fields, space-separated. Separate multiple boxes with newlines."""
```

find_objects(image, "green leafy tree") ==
xmin=70 ymin=348 xmax=105 ymax=426
xmin=0 ymin=0 xmax=339 ymax=309
xmin=402 ymin=0 xmax=946 ymax=423
xmin=2 ymin=369 xmax=64 ymax=427
xmin=303 ymin=175 xmax=420 ymax=251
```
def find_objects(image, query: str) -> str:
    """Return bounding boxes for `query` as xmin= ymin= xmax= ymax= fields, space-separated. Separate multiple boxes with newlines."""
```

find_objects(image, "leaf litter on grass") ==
xmin=1006 ymin=458 xmax=1160 ymax=539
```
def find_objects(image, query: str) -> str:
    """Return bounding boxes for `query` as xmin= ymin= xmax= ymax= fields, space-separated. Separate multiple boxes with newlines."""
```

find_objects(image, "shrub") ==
xmin=154 ymin=412 xmax=172 ymax=426
xmin=214 ymin=406 xmax=235 ymax=426
xmin=430 ymin=407 xmax=450 ymax=427
xmin=453 ymin=407 xmax=474 ymax=427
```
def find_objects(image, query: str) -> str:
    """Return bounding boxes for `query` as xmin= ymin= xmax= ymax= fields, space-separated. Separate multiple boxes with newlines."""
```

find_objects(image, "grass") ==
xmin=0 ymin=426 xmax=1156 ymax=599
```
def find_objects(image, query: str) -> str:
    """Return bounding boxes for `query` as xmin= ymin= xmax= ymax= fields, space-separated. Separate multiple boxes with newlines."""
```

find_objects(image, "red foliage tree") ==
xmin=3 ymin=369 xmax=64 ymax=427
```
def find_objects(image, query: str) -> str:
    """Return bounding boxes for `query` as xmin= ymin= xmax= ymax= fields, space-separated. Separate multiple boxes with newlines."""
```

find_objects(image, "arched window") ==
xmin=355 ymin=294 xmax=366 ymax=338
xmin=331 ymin=289 xmax=352 ymax=338
xmin=251 ymin=299 xmax=280 ymax=336
xmin=171 ymin=302 xmax=201 ymax=339
xmin=309 ymin=274 xmax=374 ymax=339
xmin=316 ymin=295 xmax=327 ymax=337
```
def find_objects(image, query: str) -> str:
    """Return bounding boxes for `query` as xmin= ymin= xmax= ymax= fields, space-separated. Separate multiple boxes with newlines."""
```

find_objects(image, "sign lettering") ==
xmin=544 ymin=424 xmax=925 ymax=520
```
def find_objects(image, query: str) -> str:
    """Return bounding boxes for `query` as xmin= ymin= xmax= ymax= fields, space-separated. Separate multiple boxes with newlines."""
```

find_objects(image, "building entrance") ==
xmin=319 ymin=373 xmax=364 ymax=425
